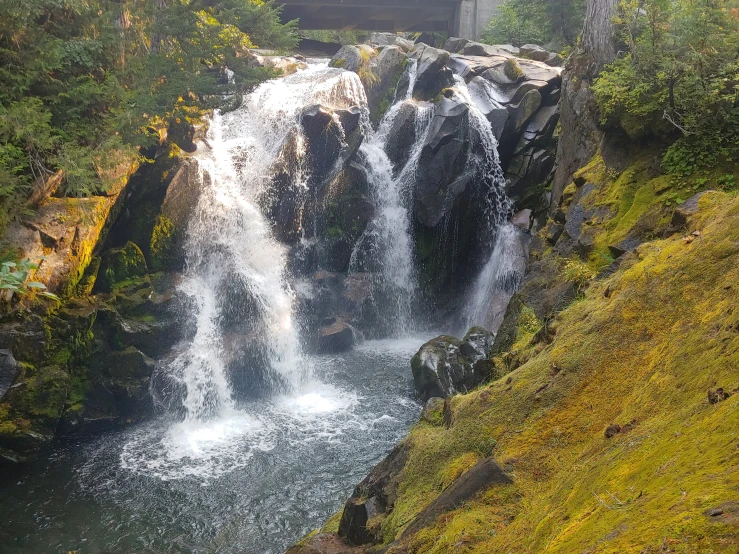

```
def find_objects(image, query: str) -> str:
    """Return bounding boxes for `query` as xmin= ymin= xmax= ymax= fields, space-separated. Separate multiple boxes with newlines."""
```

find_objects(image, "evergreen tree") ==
xmin=0 ymin=0 xmax=297 ymax=229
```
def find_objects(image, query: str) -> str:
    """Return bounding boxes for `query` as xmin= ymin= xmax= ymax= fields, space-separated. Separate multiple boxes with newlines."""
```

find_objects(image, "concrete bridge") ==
xmin=280 ymin=0 xmax=501 ymax=40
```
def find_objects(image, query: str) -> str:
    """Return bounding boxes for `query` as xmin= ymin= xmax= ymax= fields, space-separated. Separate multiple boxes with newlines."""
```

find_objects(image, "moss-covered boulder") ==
xmin=0 ymin=363 xmax=69 ymax=463
xmin=95 ymin=241 xmax=148 ymax=293
xmin=411 ymin=328 xmax=494 ymax=402
xmin=105 ymin=149 xmax=201 ymax=273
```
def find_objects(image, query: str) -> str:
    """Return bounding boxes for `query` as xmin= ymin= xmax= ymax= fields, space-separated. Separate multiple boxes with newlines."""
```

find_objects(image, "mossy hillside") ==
xmin=568 ymin=153 xmax=739 ymax=273
xmin=377 ymin=191 xmax=739 ymax=553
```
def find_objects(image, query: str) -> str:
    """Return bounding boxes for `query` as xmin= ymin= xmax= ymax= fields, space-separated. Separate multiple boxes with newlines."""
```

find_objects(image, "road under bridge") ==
xmin=279 ymin=0 xmax=501 ymax=40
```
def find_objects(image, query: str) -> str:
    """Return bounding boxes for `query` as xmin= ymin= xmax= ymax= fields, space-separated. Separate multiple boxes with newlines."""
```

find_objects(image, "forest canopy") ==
xmin=0 ymin=0 xmax=297 ymax=228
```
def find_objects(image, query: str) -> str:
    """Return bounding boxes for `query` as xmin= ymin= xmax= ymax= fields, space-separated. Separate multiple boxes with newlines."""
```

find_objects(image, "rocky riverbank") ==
xmin=285 ymin=38 xmax=739 ymax=554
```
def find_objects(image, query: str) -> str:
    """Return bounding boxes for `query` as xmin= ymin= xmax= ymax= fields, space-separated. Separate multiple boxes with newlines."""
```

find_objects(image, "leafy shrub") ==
xmin=0 ymin=258 xmax=58 ymax=301
xmin=594 ymin=0 xmax=739 ymax=175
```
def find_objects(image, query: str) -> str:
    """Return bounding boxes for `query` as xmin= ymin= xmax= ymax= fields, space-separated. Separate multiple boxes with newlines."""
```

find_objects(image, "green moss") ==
xmin=329 ymin=58 xmax=347 ymax=69
xmin=325 ymin=226 xmax=343 ymax=239
xmin=370 ymin=188 xmax=739 ymax=553
xmin=149 ymin=215 xmax=177 ymax=271
xmin=503 ymin=58 xmax=524 ymax=81
xmin=321 ymin=511 xmax=342 ymax=534
xmin=97 ymin=241 xmax=148 ymax=293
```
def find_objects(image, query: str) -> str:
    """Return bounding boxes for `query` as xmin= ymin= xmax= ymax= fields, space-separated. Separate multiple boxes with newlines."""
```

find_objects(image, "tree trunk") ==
xmin=582 ymin=0 xmax=619 ymax=70
xmin=549 ymin=0 xmax=619 ymax=211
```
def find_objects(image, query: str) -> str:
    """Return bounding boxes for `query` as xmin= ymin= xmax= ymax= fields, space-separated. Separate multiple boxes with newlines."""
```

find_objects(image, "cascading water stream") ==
xmin=446 ymin=75 xmax=527 ymax=331
xmin=174 ymin=64 xmax=369 ymax=421
xmin=349 ymin=60 xmax=435 ymax=335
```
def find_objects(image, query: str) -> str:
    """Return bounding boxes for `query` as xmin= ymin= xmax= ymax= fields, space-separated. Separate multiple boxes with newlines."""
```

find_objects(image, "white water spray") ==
xmin=175 ymin=64 xmax=368 ymax=420
xmin=348 ymin=61 xmax=437 ymax=335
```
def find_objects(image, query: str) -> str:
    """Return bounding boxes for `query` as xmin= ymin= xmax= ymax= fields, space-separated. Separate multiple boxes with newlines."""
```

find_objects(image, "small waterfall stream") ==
xmin=350 ymin=60 xmax=436 ymax=335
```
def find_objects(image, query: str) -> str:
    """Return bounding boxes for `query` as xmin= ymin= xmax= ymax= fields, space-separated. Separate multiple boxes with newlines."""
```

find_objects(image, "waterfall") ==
xmin=449 ymin=76 xmax=525 ymax=331
xmin=349 ymin=61 xmax=435 ymax=335
xmin=175 ymin=64 xmax=368 ymax=420
xmin=464 ymin=224 xmax=527 ymax=330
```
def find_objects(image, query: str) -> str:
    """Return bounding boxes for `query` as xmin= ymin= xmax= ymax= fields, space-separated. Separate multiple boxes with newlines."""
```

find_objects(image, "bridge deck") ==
xmin=280 ymin=0 xmax=458 ymax=32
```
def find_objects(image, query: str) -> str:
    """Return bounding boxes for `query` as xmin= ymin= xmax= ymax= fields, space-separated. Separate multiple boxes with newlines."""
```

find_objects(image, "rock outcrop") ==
xmin=411 ymin=327 xmax=495 ymax=401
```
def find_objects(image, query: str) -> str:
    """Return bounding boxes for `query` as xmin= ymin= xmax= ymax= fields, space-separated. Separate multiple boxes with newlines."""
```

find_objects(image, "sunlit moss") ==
xmin=374 ymin=184 xmax=739 ymax=551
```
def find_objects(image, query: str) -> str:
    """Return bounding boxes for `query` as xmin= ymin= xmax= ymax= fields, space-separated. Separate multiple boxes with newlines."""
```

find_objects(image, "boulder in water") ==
xmin=0 ymin=363 xmax=70 ymax=463
xmin=410 ymin=327 xmax=494 ymax=401
xmin=318 ymin=320 xmax=355 ymax=353
xmin=384 ymin=101 xmax=423 ymax=172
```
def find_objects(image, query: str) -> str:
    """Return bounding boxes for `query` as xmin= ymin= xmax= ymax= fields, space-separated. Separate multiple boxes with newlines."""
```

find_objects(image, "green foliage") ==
xmin=0 ymin=0 xmax=297 ymax=229
xmin=594 ymin=0 xmax=739 ymax=175
xmin=0 ymin=258 xmax=59 ymax=301
xmin=481 ymin=0 xmax=585 ymax=48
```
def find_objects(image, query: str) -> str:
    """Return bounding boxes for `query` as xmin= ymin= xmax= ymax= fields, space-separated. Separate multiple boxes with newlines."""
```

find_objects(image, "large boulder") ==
xmin=410 ymin=327 xmax=494 ymax=401
xmin=94 ymin=241 xmax=148 ymax=293
xmin=0 ymin=364 xmax=70 ymax=463
xmin=105 ymin=150 xmax=201 ymax=273
xmin=313 ymin=161 xmax=374 ymax=273
xmin=338 ymin=441 xmax=410 ymax=545
xmin=400 ymin=457 xmax=512 ymax=538
xmin=384 ymin=101 xmax=425 ymax=172
xmin=267 ymin=104 xmax=364 ymax=243
xmin=364 ymin=45 xmax=408 ymax=124
xmin=58 ymin=346 xmax=156 ymax=435
xmin=317 ymin=320 xmax=355 ymax=353
xmin=411 ymin=45 xmax=453 ymax=101
xmin=466 ymin=77 xmax=509 ymax=139
xmin=506 ymin=148 xmax=556 ymax=210
xmin=329 ymin=44 xmax=377 ymax=73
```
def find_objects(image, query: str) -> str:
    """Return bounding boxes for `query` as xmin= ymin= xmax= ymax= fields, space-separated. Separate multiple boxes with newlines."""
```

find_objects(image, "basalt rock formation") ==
xmin=0 ymin=38 xmax=562 ymax=463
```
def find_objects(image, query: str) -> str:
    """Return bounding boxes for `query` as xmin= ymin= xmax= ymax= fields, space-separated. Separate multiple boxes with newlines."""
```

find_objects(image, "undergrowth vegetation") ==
xmin=0 ymin=0 xmax=297 ymax=230
xmin=593 ymin=0 xmax=739 ymax=178
xmin=482 ymin=0 xmax=586 ymax=48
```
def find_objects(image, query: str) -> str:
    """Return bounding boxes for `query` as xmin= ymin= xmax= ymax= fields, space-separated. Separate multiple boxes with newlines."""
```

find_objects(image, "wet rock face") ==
xmin=0 ymin=350 xmax=18 ymax=399
xmin=106 ymin=151 xmax=201 ymax=273
xmin=411 ymin=327 xmax=495 ymax=401
xmin=365 ymin=45 xmax=408 ymax=124
xmin=266 ymin=103 xmax=365 ymax=244
xmin=411 ymin=44 xmax=453 ymax=101
xmin=414 ymin=96 xmax=471 ymax=228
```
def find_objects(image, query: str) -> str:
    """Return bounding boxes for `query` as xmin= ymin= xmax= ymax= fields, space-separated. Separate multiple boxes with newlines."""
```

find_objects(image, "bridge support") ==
xmin=453 ymin=0 xmax=503 ymax=40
